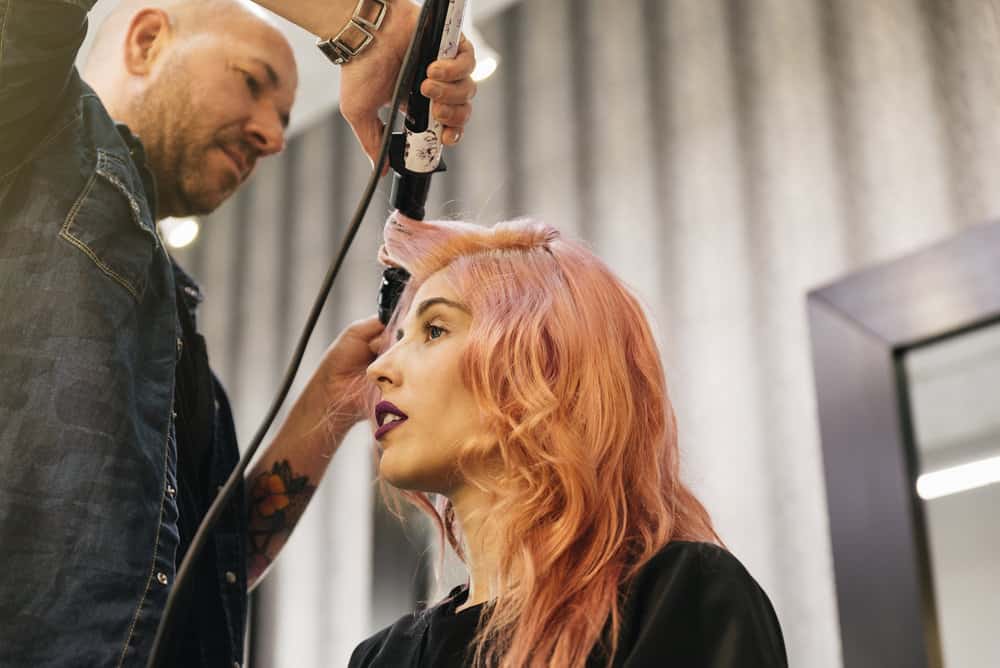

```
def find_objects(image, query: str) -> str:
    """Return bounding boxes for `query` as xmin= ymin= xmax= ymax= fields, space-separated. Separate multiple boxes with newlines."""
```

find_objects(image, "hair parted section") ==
xmin=371 ymin=213 xmax=718 ymax=668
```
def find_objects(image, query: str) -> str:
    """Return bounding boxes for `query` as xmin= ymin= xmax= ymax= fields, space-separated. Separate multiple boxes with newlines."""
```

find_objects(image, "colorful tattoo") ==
xmin=248 ymin=460 xmax=316 ymax=579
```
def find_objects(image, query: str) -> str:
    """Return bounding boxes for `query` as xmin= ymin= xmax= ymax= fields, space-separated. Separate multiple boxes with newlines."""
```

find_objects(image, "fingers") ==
xmin=430 ymin=100 xmax=472 ymax=128
xmin=422 ymin=36 xmax=477 ymax=145
xmin=364 ymin=320 xmax=388 ymax=358
xmin=428 ymin=103 xmax=470 ymax=145
xmin=420 ymin=76 xmax=477 ymax=106
xmin=427 ymin=35 xmax=476 ymax=82
xmin=441 ymin=128 xmax=463 ymax=145
xmin=349 ymin=315 xmax=385 ymax=342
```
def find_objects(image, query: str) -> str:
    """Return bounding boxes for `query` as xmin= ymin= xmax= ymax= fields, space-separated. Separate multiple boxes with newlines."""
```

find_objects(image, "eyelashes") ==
xmin=425 ymin=323 xmax=447 ymax=340
xmin=393 ymin=321 xmax=449 ymax=343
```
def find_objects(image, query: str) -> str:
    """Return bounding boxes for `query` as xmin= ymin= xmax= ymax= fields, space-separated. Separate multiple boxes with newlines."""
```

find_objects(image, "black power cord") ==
xmin=146 ymin=3 xmax=436 ymax=665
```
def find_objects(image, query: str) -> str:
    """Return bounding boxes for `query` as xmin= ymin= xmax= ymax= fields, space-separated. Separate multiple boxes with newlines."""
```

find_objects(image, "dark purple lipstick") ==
xmin=374 ymin=401 xmax=409 ymax=440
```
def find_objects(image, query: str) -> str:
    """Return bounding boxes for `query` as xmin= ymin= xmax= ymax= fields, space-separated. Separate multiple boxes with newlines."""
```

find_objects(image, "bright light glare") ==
xmin=916 ymin=454 xmax=1000 ymax=500
xmin=472 ymin=54 xmax=498 ymax=82
xmin=160 ymin=217 xmax=200 ymax=249
xmin=464 ymin=19 xmax=500 ymax=82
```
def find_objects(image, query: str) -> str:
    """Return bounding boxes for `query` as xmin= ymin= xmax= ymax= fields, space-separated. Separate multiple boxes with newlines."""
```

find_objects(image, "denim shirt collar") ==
xmin=112 ymin=122 xmax=205 ymax=317
xmin=114 ymin=122 xmax=160 ymax=222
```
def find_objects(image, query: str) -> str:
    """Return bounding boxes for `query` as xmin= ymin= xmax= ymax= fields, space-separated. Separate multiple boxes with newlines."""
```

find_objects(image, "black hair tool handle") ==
xmin=389 ymin=0 xmax=467 ymax=221
xmin=378 ymin=266 xmax=411 ymax=325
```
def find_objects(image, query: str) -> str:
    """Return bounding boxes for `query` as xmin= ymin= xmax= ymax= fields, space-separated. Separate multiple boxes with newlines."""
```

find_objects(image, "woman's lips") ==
xmin=375 ymin=418 xmax=406 ymax=440
xmin=374 ymin=400 xmax=408 ymax=441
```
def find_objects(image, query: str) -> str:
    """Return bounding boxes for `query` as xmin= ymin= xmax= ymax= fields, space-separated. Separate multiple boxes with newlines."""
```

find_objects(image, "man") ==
xmin=0 ymin=1 xmax=477 ymax=665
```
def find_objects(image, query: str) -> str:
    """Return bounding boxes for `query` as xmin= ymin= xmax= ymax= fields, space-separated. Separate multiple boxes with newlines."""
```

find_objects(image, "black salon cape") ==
xmin=349 ymin=541 xmax=788 ymax=667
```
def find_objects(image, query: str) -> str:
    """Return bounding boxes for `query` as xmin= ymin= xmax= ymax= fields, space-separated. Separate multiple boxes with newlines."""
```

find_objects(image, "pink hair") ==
xmin=371 ymin=214 xmax=718 ymax=668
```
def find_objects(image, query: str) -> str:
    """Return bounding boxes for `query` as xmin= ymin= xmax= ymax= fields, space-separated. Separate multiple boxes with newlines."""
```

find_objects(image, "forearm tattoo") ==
xmin=248 ymin=460 xmax=316 ymax=580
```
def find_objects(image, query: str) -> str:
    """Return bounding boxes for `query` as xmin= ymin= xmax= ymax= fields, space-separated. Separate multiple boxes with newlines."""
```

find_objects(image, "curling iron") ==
xmin=146 ymin=1 xmax=464 ymax=665
xmin=389 ymin=0 xmax=466 ymax=221
xmin=380 ymin=0 xmax=468 ymax=324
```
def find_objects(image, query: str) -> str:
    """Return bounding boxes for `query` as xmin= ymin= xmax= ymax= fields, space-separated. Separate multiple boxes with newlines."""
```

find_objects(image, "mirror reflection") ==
xmin=905 ymin=321 xmax=1000 ymax=668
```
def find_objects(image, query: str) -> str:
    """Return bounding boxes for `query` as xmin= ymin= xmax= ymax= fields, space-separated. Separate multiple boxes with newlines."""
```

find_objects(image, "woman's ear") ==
xmin=123 ymin=9 xmax=173 ymax=76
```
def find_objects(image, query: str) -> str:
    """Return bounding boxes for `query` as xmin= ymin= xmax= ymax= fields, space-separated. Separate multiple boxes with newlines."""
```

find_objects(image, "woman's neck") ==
xmin=449 ymin=484 xmax=500 ymax=612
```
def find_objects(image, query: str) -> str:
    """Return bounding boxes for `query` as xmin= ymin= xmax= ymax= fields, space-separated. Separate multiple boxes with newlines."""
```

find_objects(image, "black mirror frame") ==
xmin=807 ymin=221 xmax=1000 ymax=668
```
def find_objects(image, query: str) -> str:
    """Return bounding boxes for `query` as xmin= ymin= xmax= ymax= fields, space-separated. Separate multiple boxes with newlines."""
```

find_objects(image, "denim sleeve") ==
xmin=0 ymin=140 xmax=182 ymax=665
xmin=0 ymin=0 xmax=97 ymax=165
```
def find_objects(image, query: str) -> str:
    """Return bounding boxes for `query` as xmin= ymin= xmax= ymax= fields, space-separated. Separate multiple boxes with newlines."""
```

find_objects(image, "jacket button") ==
xmin=156 ymin=572 xmax=169 ymax=586
xmin=166 ymin=484 xmax=176 ymax=498
xmin=225 ymin=571 xmax=237 ymax=585
xmin=176 ymin=337 xmax=184 ymax=356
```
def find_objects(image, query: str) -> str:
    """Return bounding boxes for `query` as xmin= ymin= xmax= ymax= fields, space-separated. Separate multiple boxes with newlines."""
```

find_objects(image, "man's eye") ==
xmin=243 ymin=72 xmax=261 ymax=95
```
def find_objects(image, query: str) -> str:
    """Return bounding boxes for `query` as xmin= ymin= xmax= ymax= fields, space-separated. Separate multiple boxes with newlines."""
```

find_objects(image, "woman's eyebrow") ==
xmin=416 ymin=297 xmax=470 ymax=317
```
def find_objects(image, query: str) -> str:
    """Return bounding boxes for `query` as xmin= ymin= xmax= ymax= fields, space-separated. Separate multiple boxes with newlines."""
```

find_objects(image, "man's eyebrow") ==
xmin=251 ymin=58 xmax=280 ymax=87
xmin=416 ymin=297 xmax=470 ymax=317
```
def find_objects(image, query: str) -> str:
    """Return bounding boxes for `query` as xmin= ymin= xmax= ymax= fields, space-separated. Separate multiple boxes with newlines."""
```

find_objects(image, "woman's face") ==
xmin=365 ymin=271 xmax=488 ymax=494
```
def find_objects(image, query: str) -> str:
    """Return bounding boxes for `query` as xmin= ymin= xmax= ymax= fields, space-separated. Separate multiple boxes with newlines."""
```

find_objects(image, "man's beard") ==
xmin=127 ymin=71 xmax=239 ymax=218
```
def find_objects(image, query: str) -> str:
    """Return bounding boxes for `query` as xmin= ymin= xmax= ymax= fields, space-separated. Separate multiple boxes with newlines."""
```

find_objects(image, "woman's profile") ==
xmin=348 ymin=215 xmax=788 ymax=668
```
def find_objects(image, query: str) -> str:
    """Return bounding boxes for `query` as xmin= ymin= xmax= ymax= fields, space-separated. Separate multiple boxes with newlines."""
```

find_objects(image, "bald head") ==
xmin=84 ymin=0 xmax=280 ymax=79
xmin=81 ymin=0 xmax=297 ymax=219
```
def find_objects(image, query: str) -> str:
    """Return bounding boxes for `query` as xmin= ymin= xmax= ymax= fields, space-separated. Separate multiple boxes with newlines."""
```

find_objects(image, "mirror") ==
xmin=904 ymin=321 xmax=1000 ymax=668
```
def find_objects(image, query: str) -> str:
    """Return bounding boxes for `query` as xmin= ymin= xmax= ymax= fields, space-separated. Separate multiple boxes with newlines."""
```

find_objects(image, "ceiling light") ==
xmin=472 ymin=54 xmax=498 ymax=82
xmin=916 ymin=454 xmax=1000 ymax=500
xmin=159 ymin=217 xmax=200 ymax=249
xmin=464 ymin=22 xmax=499 ymax=82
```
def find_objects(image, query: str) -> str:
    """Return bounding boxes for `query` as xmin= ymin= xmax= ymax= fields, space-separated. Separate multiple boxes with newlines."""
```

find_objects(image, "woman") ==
xmin=349 ymin=215 xmax=787 ymax=668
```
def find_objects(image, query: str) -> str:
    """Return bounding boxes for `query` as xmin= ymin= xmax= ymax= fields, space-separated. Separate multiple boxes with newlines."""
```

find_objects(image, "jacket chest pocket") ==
xmin=60 ymin=149 xmax=160 ymax=302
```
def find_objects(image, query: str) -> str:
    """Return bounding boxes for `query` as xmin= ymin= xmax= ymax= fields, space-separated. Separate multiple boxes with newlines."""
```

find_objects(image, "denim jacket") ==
xmin=1 ymin=2 xmax=246 ymax=666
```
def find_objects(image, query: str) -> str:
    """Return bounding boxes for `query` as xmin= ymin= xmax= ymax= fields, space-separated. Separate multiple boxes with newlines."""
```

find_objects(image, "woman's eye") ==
xmin=426 ymin=324 xmax=446 ymax=340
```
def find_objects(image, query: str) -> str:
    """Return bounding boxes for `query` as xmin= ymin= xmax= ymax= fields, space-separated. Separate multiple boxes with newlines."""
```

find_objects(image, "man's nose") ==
xmin=245 ymin=107 xmax=286 ymax=156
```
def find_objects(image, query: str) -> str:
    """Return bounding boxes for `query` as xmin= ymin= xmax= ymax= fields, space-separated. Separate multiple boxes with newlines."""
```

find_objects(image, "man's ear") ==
xmin=123 ymin=9 xmax=173 ymax=76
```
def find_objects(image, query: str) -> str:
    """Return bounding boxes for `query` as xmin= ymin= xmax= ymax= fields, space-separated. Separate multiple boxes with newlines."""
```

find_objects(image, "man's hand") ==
xmin=246 ymin=315 xmax=383 ymax=587
xmin=315 ymin=316 xmax=385 ymax=424
xmin=339 ymin=0 xmax=478 ymax=166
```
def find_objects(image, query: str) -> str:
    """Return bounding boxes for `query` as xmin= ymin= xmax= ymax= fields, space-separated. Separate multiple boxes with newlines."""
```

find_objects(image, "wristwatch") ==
xmin=317 ymin=0 xmax=389 ymax=65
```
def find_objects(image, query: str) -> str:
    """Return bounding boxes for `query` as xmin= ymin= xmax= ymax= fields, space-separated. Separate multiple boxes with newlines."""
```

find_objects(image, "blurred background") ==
xmin=79 ymin=0 xmax=1000 ymax=666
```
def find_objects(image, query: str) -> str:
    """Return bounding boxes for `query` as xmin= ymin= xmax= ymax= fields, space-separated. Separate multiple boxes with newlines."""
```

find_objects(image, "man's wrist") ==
xmin=317 ymin=0 xmax=389 ymax=65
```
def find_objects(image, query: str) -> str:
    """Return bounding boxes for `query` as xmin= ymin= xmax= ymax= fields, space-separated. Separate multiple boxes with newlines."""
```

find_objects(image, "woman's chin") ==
xmin=377 ymin=452 xmax=419 ymax=490
xmin=378 ymin=452 xmax=446 ymax=494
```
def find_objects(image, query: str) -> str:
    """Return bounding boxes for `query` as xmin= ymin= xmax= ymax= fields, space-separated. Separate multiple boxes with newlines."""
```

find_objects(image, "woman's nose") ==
xmin=366 ymin=350 xmax=398 ymax=387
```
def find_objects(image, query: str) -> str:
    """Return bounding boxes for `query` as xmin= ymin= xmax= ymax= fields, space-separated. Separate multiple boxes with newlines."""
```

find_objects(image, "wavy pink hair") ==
xmin=370 ymin=214 xmax=718 ymax=668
